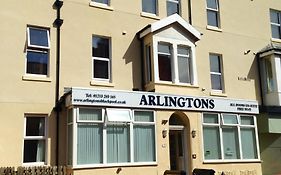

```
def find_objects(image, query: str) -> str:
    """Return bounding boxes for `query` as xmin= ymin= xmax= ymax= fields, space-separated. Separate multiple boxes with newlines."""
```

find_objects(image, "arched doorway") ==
xmin=169 ymin=112 xmax=190 ymax=175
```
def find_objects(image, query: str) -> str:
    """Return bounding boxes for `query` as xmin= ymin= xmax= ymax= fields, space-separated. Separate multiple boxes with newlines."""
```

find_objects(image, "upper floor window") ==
xmin=92 ymin=0 xmax=109 ymax=5
xmin=167 ymin=0 xmax=180 ymax=16
xmin=92 ymin=35 xmax=111 ymax=82
xmin=23 ymin=115 xmax=47 ymax=165
xmin=270 ymin=9 xmax=281 ymax=39
xmin=203 ymin=113 xmax=259 ymax=161
xmin=26 ymin=27 xmax=50 ymax=76
xmin=142 ymin=0 xmax=157 ymax=15
xmin=206 ymin=0 xmax=220 ymax=28
xmin=157 ymin=42 xmax=193 ymax=84
xmin=209 ymin=54 xmax=224 ymax=91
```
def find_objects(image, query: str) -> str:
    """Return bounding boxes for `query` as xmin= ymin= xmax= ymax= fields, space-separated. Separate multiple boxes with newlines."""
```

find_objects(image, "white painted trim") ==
xmin=139 ymin=14 xmax=201 ymax=40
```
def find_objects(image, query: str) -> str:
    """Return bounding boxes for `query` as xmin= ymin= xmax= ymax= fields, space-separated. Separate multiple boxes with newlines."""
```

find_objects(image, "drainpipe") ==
xmin=188 ymin=0 xmax=192 ymax=24
xmin=53 ymin=0 xmax=63 ymax=166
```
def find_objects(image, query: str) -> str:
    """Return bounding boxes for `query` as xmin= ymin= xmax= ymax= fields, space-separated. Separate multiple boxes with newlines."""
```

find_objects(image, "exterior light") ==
xmin=191 ymin=129 xmax=196 ymax=138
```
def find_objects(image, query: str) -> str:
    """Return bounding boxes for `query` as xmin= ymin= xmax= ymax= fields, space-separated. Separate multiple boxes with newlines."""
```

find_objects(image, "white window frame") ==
xmin=92 ymin=35 xmax=111 ymax=82
xmin=141 ymin=0 xmax=158 ymax=15
xmin=270 ymin=9 xmax=281 ymax=39
xmin=92 ymin=0 xmax=110 ymax=6
xmin=153 ymin=36 xmax=198 ymax=86
xmin=210 ymin=53 xmax=224 ymax=92
xmin=23 ymin=115 xmax=47 ymax=166
xmin=26 ymin=26 xmax=50 ymax=76
xmin=206 ymin=0 xmax=220 ymax=28
xmin=27 ymin=27 xmax=50 ymax=49
xmin=68 ymin=107 xmax=157 ymax=168
xmin=202 ymin=113 xmax=260 ymax=163
xmin=166 ymin=0 xmax=181 ymax=16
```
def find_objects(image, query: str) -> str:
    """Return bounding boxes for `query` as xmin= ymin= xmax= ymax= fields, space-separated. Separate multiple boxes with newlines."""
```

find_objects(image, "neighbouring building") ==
xmin=0 ymin=0 xmax=281 ymax=175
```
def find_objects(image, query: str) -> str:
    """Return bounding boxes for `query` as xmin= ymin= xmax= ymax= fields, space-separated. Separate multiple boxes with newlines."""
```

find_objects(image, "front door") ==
xmin=169 ymin=129 xmax=186 ymax=172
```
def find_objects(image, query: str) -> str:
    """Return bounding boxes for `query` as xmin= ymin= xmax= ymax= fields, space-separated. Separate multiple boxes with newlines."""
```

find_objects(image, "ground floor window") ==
xmin=202 ymin=113 xmax=259 ymax=161
xmin=23 ymin=115 xmax=47 ymax=165
xmin=67 ymin=108 xmax=156 ymax=167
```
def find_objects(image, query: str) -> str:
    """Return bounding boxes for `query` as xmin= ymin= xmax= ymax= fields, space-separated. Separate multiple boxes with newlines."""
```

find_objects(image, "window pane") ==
xmin=24 ymin=140 xmax=45 ymax=163
xmin=178 ymin=56 xmax=191 ymax=83
xmin=167 ymin=1 xmax=179 ymax=16
xmin=203 ymin=127 xmax=221 ymax=159
xmin=207 ymin=10 xmax=219 ymax=27
xmin=26 ymin=117 xmax=45 ymax=136
xmin=158 ymin=44 xmax=172 ymax=81
xmin=210 ymin=54 xmax=220 ymax=73
xmin=145 ymin=45 xmax=152 ymax=82
xmin=134 ymin=125 xmax=155 ymax=162
xmin=93 ymin=59 xmax=109 ymax=79
xmin=203 ymin=113 xmax=219 ymax=124
xmin=241 ymin=128 xmax=258 ymax=159
xmin=271 ymin=25 xmax=281 ymax=39
xmin=92 ymin=36 xmax=109 ymax=58
xmin=107 ymin=125 xmax=130 ymax=163
xmin=106 ymin=109 xmax=131 ymax=122
xmin=134 ymin=111 xmax=154 ymax=122
xmin=158 ymin=44 xmax=170 ymax=54
xmin=68 ymin=109 xmax=73 ymax=123
xmin=142 ymin=0 xmax=156 ymax=14
xmin=270 ymin=10 xmax=279 ymax=24
xmin=93 ymin=0 xmax=109 ymax=5
xmin=77 ymin=124 xmax=103 ymax=164
xmin=241 ymin=116 xmax=254 ymax=125
xmin=223 ymin=114 xmax=238 ymax=124
xmin=206 ymin=0 xmax=217 ymax=9
xmin=67 ymin=124 xmax=73 ymax=165
xmin=265 ymin=59 xmax=274 ymax=92
xmin=222 ymin=127 xmax=240 ymax=159
xmin=26 ymin=51 xmax=48 ymax=75
xmin=158 ymin=54 xmax=172 ymax=81
xmin=29 ymin=28 xmax=49 ymax=47
xmin=211 ymin=74 xmax=222 ymax=90
xmin=79 ymin=108 xmax=102 ymax=121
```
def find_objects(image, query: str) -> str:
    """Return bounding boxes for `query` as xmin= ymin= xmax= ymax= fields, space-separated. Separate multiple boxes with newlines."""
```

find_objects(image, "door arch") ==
xmin=169 ymin=112 xmax=191 ymax=175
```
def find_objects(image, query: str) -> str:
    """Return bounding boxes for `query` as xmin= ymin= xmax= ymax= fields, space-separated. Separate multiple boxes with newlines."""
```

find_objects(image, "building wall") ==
xmin=1 ymin=0 xmax=281 ymax=174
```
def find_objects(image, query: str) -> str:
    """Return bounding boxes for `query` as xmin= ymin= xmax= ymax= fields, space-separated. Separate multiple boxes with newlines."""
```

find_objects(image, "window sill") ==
xmin=206 ymin=25 xmax=222 ymax=32
xmin=22 ymin=75 xmax=52 ymax=82
xmin=271 ymin=38 xmax=281 ymax=43
xmin=89 ymin=2 xmax=113 ymax=11
xmin=154 ymin=81 xmax=199 ymax=88
xmin=140 ymin=12 xmax=160 ymax=20
xmin=203 ymin=159 xmax=261 ymax=164
xmin=70 ymin=162 xmax=157 ymax=170
xmin=90 ymin=80 xmax=115 ymax=87
xmin=210 ymin=91 xmax=227 ymax=97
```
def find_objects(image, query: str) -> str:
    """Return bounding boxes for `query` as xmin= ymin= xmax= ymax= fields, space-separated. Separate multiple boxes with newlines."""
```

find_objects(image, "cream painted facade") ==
xmin=1 ymin=0 xmax=281 ymax=175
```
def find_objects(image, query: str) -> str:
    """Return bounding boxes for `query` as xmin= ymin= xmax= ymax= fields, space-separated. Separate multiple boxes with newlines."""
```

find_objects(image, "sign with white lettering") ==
xmin=66 ymin=88 xmax=259 ymax=114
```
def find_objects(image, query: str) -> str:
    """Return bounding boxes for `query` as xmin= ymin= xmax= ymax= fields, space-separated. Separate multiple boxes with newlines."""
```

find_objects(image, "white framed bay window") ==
xmin=152 ymin=37 xmax=197 ymax=85
xmin=67 ymin=107 xmax=156 ymax=167
xmin=202 ymin=113 xmax=260 ymax=162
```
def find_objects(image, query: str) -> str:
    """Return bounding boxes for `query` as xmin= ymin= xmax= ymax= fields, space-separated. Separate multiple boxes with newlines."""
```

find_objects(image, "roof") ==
xmin=138 ymin=14 xmax=201 ymax=41
xmin=258 ymin=42 xmax=281 ymax=57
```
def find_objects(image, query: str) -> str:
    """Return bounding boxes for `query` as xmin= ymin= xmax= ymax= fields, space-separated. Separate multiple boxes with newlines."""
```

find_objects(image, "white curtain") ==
xmin=134 ymin=125 xmax=155 ymax=162
xmin=222 ymin=127 xmax=240 ymax=159
xmin=107 ymin=125 xmax=130 ymax=163
xmin=36 ymin=140 xmax=45 ymax=162
xmin=77 ymin=124 xmax=103 ymax=164
xmin=241 ymin=128 xmax=257 ymax=159
xmin=203 ymin=127 xmax=221 ymax=160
